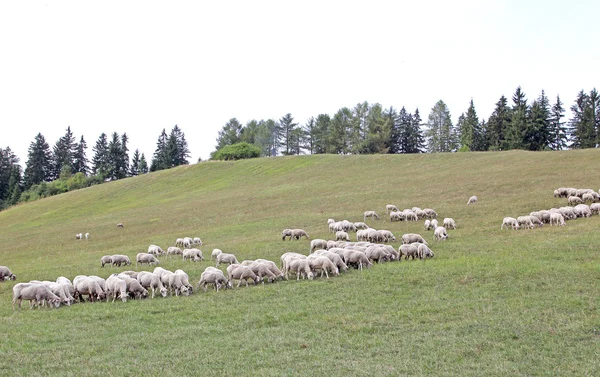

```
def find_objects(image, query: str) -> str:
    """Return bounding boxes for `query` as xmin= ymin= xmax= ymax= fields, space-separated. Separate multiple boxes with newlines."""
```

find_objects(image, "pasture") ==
xmin=0 ymin=150 xmax=599 ymax=376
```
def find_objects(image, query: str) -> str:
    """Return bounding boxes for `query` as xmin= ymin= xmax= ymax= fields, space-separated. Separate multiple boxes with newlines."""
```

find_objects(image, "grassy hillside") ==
xmin=0 ymin=150 xmax=599 ymax=376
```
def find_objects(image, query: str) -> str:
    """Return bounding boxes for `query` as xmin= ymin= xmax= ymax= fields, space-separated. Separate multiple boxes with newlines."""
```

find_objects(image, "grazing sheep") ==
xmin=423 ymin=208 xmax=437 ymax=219
xmin=227 ymin=264 xmax=261 ymax=287
xmin=85 ymin=233 xmax=89 ymax=240
xmin=401 ymin=233 xmax=428 ymax=245
xmin=417 ymin=244 xmax=435 ymax=259
xmin=55 ymin=277 xmax=75 ymax=300
xmin=29 ymin=281 xmax=72 ymax=307
xmin=241 ymin=261 xmax=278 ymax=283
xmin=399 ymin=244 xmax=419 ymax=260
xmin=280 ymin=252 xmax=308 ymax=277
xmin=73 ymin=276 xmax=106 ymax=303
xmin=118 ymin=276 xmax=149 ymax=299
xmin=0 ymin=266 xmax=16 ymax=281
xmin=335 ymin=231 xmax=350 ymax=241
xmin=467 ymin=196 xmax=478 ymax=205
xmin=136 ymin=272 xmax=168 ymax=298
xmin=76 ymin=233 xmax=83 ymax=240
xmin=306 ymin=255 xmax=339 ymax=278
xmin=193 ymin=237 xmax=203 ymax=246
xmin=136 ymin=253 xmax=160 ymax=267
xmin=379 ymin=230 xmax=396 ymax=242
xmin=549 ymin=212 xmax=566 ymax=226
xmin=12 ymin=283 xmax=62 ymax=310
xmin=174 ymin=270 xmax=194 ymax=292
xmin=254 ymin=259 xmax=285 ymax=280
xmin=363 ymin=211 xmax=380 ymax=221
xmin=111 ymin=254 xmax=131 ymax=267
xmin=404 ymin=210 xmax=418 ymax=222
xmin=166 ymin=273 xmax=190 ymax=296
xmin=582 ymin=193 xmax=595 ymax=203
xmin=166 ymin=246 xmax=183 ymax=258
xmin=183 ymin=248 xmax=203 ymax=262
xmin=501 ymin=217 xmax=520 ymax=230
xmin=590 ymin=203 xmax=600 ymax=215
xmin=568 ymin=196 xmax=583 ymax=205
xmin=147 ymin=245 xmax=164 ymax=255
xmin=120 ymin=270 xmax=139 ymax=279
xmin=211 ymin=248 xmax=223 ymax=260
xmin=117 ymin=223 xmax=124 ymax=228
xmin=443 ymin=218 xmax=457 ymax=230
xmin=291 ymin=229 xmax=310 ymax=240
xmin=105 ymin=276 xmax=128 ymax=303
xmin=310 ymin=239 xmax=328 ymax=253
xmin=424 ymin=219 xmax=432 ymax=231
xmin=342 ymin=249 xmax=373 ymax=270
xmin=100 ymin=255 xmax=113 ymax=268
xmin=216 ymin=252 xmax=239 ymax=267
xmin=389 ymin=211 xmax=404 ymax=222
xmin=386 ymin=204 xmax=400 ymax=214
xmin=364 ymin=246 xmax=392 ymax=264
xmin=573 ymin=204 xmax=592 ymax=218
xmin=366 ymin=229 xmax=386 ymax=243
xmin=197 ymin=267 xmax=231 ymax=292
xmin=281 ymin=229 xmax=293 ymax=241
xmin=517 ymin=216 xmax=535 ymax=229
xmin=353 ymin=222 xmax=369 ymax=230
xmin=433 ymin=226 xmax=448 ymax=241
xmin=285 ymin=258 xmax=314 ymax=280
xmin=314 ymin=251 xmax=349 ymax=273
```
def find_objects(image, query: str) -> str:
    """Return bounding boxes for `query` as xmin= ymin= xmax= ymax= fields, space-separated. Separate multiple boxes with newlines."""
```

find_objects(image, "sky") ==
xmin=1 ymin=0 xmax=598 ymax=165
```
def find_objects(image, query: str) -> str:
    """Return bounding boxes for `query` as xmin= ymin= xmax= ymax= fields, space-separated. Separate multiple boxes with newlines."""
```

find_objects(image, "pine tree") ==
xmin=313 ymin=114 xmax=331 ymax=154
xmin=302 ymin=117 xmax=317 ymax=154
xmin=107 ymin=132 xmax=125 ymax=180
xmin=215 ymin=118 xmax=242 ymax=150
xmin=458 ymin=99 xmax=483 ymax=151
xmin=23 ymin=133 xmax=53 ymax=189
xmin=130 ymin=149 xmax=141 ymax=176
xmin=0 ymin=147 xmax=20 ymax=206
xmin=548 ymin=95 xmax=567 ymax=150
xmin=150 ymin=129 xmax=169 ymax=172
xmin=279 ymin=113 xmax=299 ymax=155
xmin=383 ymin=107 xmax=400 ymax=154
xmin=569 ymin=90 xmax=596 ymax=149
xmin=73 ymin=135 xmax=88 ymax=175
xmin=50 ymin=126 xmax=77 ymax=180
xmin=486 ymin=95 xmax=511 ymax=150
xmin=169 ymin=125 xmax=190 ymax=166
xmin=590 ymin=88 xmax=600 ymax=147
xmin=395 ymin=107 xmax=411 ymax=153
xmin=505 ymin=87 xmax=528 ymax=150
xmin=139 ymin=153 xmax=149 ymax=174
xmin=240 ymin=120 xmax=260 ymax=145
xmin=425 ymin=100 xmax=457 ymax=153
xmin=407 ymin=109 xmax=425 ymax=153
xmin=6 ymin=165 xmax=23 ymax=207
xmin=525 ymin=91 xmax=551 ymax=151
xmin=91 ymin=133 xmax=110 ymax=177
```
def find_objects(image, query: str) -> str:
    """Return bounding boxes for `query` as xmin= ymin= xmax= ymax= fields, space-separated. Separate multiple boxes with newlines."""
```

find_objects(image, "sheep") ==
xmin=216 ymin=252 xmax=239 ymax=267
xmin=573 ymin=204 xmax=592 ymax=218
xmin=147 ymin=245 xmax=164 ymax=255
xmin=335 ymin=231 xmax=350 ymax=241
xmin=117 ymin=223 xmax=124 ymax=228
xmin=136 ymin=253 xmax=160 ymax=267
xmin=89 ymin=275 xmax=107 ymax=292
xmin=363 ymin=211 xmax=380 ymax=221
xmin=197 ymin=267 xmax=231 ymax=292
xmin=280 ymin=252 xmax=307 ymax=277
xmin=549 ymin=212 xmax=566 ymax=226
xmin=423 ymin=208 xmax=437 ymax=219
xmin=100 ymin=255 xmax=113 ymax=268
xmin=227 ymin=264 xmax=262 ymax=287
xmin=181 ymin=237 xmax=194 ymax=248
xmin=366 ymin=229 xmax=386 ymax=243
xmin=111 ymin=254 xmax=131 ymax=267
xmin=291 ymin=229 xmax=310 ymax=240
xmin=443 ymin=218 xmax=457 ymax=230
xmin=166 ymin=273 xmax=190 ymax=296
xmin=501 ymin=217 xmax=520 ymax=230
xmin=353 ymin=222 xmax=369 ymax=230
xmin=166 ymin=246 xmax=183 ymax=258
xmin=386 ymin=204 xmax=399 ymax=214
xmin=431 ymin=219 xmax=439 ymax=229
xmin=281 ymin=229 xmax=293 ymax=241
xmin=174 ymin=269 xmax=194 ymax=293
xmin=342 ymin=249 xmax=372 ymax=270
xmin=517 ymin=216 xmax=536 ymax=229
xmin=136 ymin=271 xmax=168 ymax=298
xmin=590 ymin=203 xmax=600 ymax=215
xmin=558 ymin=207 xmax=576 ymax=220
xmin=389 ymin=211 xmax=403 ymax=222
xmin=254 ymin=259 xmax=286 ymax=280
xmin=433 ymin=226 xmax=448 ymax=241
xmin=85 ymin=232 xmax=89 ymax=240
xmin=424 ymin=219 xmax=432 ymax=231
xmin=417 ymin=244 xmax=435 ymax=259
xmin=30 ymin=281 xmax=73 ymax=307
xmin=73 ymin=275 xmax=106 ymax=303
xmin=56 ymin=277 xmax=75 ymax=300
xmin=314 ymin=250 xmax=348 ymax=273
xmin=120 ymin=270 xmax=139 ymax=279
xmin=356 ymin=229 xmax=369 ymax=242
xmin=399 ymin=244 xmax=419 ymax=260
xmin=306 ymin=254 xmax=339 ymax=278
xmin=193 ymin=237 xmax=203 ymax=246
xmin=211 ymin=248 xmax=223 ymax=260
xmin=284 ymin=258 xmax=314 ymax=280
xmin=12 ymin=283 xmax=61 ymax=310
xmin=0 ymin=266 xmax=16 ymax=281
xmin=364 ymin=246 xmax=392 ymax=264
xmin=568 ymin=196 xmax=583 ymax=205
xmin=118 ymin=276 xmax=149 ymax=299
xmin=105 ymin=276 xmax=128 ymax=303
xmin=76 ymin=233 xmax=83 ymax=240
xmin=404 ymin=210 xmax=418 ymax=222
xmin=241 ymin=261 xmax=278 ymax=283
xmin=182 ymin=248 xmax=203 ymax=262
xmin=467 ymin=196 xmax=478 ymax=205
xmin=529 ymin=215 xmax=544 ymax=228
xmin=582 ymin=193 xmax=595 ymax=203
xmin=175 ymin=238 xmax=184 ymax=248
xmin=401 ymin=233 xmax=428 ymax=245
xmin=379 ymin=230 xmax=396 ymax=242
xmin=310 ymin=239 xmax=328 ymax=253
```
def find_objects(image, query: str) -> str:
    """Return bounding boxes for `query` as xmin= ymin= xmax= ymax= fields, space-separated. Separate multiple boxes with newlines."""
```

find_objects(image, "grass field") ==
xmin=0 ymin=150 xmax=599 ymax=376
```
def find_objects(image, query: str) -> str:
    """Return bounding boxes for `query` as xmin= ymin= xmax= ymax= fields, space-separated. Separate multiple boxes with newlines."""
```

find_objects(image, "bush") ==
xmin=211 ymin=142 xmax=261 ymax=161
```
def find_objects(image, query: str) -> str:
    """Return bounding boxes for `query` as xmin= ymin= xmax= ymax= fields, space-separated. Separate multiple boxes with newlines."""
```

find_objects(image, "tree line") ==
xmin=213 ymin=86 xmax=599 ymax=157
xmin=0 ymin=125 xmax=190 ymax=210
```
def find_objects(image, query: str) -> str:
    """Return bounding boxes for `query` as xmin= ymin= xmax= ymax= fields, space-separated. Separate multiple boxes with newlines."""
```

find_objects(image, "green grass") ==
xmin=0 ymin=150 xmax=599 ymax=376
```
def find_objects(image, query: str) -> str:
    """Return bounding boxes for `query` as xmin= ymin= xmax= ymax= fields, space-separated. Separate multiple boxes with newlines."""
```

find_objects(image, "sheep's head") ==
xmin=160 ymin=287 xmax=168 ymax=297
xmin=181 ymin=286 xmax=190 ymax=296
xmin=141 ymin=289 xmax=149 ymax=298
xmin=307 ymin=271 xmax=314 ymax=280
xmin=63 ymin=298 xmax=71 ymax=306
xmin=51 ymin=298 xmax=61 ymax=308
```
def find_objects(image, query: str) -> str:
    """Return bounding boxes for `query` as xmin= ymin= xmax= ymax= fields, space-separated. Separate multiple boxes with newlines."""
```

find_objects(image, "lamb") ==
xmin=431 ymin=219 xmax=439 ymax=229
xmin=363 ymin=211 xmax=380 ymax=221
xmin=12 ymin=283 xmax=62 ymax=310
xmin=401 ymin=233 xmax=428 ymax=245
xmin=227 ymin=264 xmax=262 ymax=287
xmin=549 ymin=212 xmax=566 ymax=226
xmin=211 ymin=248 xmax=223 ymax=260
xmin=197 ymin=267 xmax=231 ymax=292
xmin=100 ymin=255 xmax=113 ymax=267
xmin=291 ymin=229 xmax=310 ymax=240
xmin=399 ymin=244 xmax=419 ymax=260
xmin=136 ymin=271 xmax=168 ymax=298
xmin=310 ymin=239 xmax=328 ymax=253
xmin=306 ymin=255 xmax=339 ymax=278
xmin=166 ymin=246 xmax=183 ymax=258
xmin=147 ymin=245 xmax=164 ymax=255
xmin=467 ymin=196 xmax=478 ymax=205
xmin=0 ymin=266 xmax=16 ymax=281
xmin=216 ymin=252 xmax=239 ymax=267
xmin=386 ymin=204 xmax=400 ymax=213
xmin=443 ymin=218 xmax=457 ymax=230
xmin=568 ymin=196 xmax=583 ymax=205
xmin=433 ymin=226 xmax=448 ymax=241
xmin=182 ymin=248 xmax=203 ymax=262
xmin=342 ymin=249 xmax=372 ymax=270
xmin=335 ymin=231 xmax=350 ymax=241
xmin=111 ymin=254 xmax=131 ymax=267
xmin=174 ymin=270 xmax=194 ymax=293
xmin=105 ymin=276 xmax=128 ymax=303
xmin=136 ymin=253 xmax=160 ymax=267
xmin=501 ymin=217 xmax=520 ymax=230
xmin=424 ymin=219 xmax=432 ymax=231
xmin=281 ymin=229 xmax=293 ymax=241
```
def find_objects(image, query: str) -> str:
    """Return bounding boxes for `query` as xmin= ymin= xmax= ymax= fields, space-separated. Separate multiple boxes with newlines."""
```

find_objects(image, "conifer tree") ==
xmin=279 ymin=113 xmax=299 ymax=155
xmin=129 ymin=149 xmax=140 ymax=176
xmin=215 ymin=118 xmax=242 ymax=150
xmin=425 ymin=100 xmax=457 ymax=153
xmin=139 ymin=153 xmax=149 ymax=174
xmin=150 ymin=129 xmax=169 ymax=172
xmin=569 ymin=90 xmax=596 ymax=149
xmin=548 ymin=95 xmax=567 ymax=150
xmin=73 ymin=135 xmax=88 ymax=176
xmin=91 ymin=133 xmax=110 ymax=177
xmin=486 ymin=95 xmax=511 ymax=150
xmin=23 ymin=133 xmax=53 ymax=189
xmin=50 ymin=126 xmax=77 ymax=180
xmin=505 ymin=87 xmax=528 ymax=150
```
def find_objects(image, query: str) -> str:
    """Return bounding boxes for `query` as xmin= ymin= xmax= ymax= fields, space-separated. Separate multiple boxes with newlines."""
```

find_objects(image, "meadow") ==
xmin=0 ymin=150 xmax=599 ymax=376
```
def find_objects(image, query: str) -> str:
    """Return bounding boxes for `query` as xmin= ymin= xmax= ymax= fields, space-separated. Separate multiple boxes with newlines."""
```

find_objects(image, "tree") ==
xmin=254 ymin=119 xmax=280 ymax=157
xmin=73 ymin=135 xmax=88 ymax=176
xmin=505 ymin=86 xmax=528 ymax=150
xmin=327 ymin=107 xmax=352 ymax=154
xmin=425 ymin=100 xmax=457 ymax=153
xmin=313 ymin=114 xmax=331 ymax=154
xmin=240 ymin=120 xmax=260 ymax=145
xmin=211 ymin=142 xmax=261 ymax=161
xmin=150 ymin=129 xmax=169 ymax=172
xmin=215 ymin=118 xmax=242 ymax=150
xmin=130 ymin=149 xmax=141 ymax=176
xmin=350 ymin=102 xmax=370 ymax=154
xmin=525 ymin=91 xmax=551 ymax=151
xmin=168 ymin=125 xmax=190 ymax=166
xmin=302 ymin=117 xmax=317 ymax=154
xmin=139 ymin=153 xmax=149 ymax=174
xmin=486 ymin=95 xmax=511 ymax=150
xmin=0 ymin=147 xmax=20 ymax=208
xmin=106 ymin=132 xmax=125 ymax=180
xmin=279 ymin=113 xmax=299 ymax=155
xmin=91 ymin=133 xmax=110 ymax=177
xmin=6 ymin=165 xmax=22 ymax=207
xmin=548 ymin=95 xmax=567 ymax=150
xmin=569 ymin=90 xmax=596 ymax=149
xmin=50 ymin=126 xmax=77 ymax=180
xmin=458 ymin=99 xmax=483 ymax=151
xmin=407 ymin=109 xmax=425 ymax=153
xmin=361 ymin=103 xmax=391 ymax=154
xmin=23 ymin=133 xmax=53 ymax=189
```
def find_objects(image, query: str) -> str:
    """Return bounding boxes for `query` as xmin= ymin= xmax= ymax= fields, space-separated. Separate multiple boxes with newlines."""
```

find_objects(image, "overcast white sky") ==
xmin=1 ymin=0 xmax=598 ymax=164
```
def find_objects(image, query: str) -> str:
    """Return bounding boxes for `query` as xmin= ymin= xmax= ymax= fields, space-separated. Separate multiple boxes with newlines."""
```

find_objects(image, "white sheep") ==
xmin=517 ymin=216 xmax=535 ymax=229
xmin=423 ymin=208 xmax=438 ymax=219
xmin=401 ymin=233 xmax=428 ymax=245
xmin=399 ymin=244 xmax=419 ymax=260
xmin=549 ymin=212 xmax=566 ymax=226
xmin=73 ymin=275 xmax=106 ymax=303
xmin=291 ymin=229 xmax=310 ymax=240
xmin=75 ymin=233 xmax=83 ymax=240
xmin=12 ymin=283 xmax=62 ymax=310
xmin=100 ymin=255 xmax=113 ymax=268
xmin=281 ymin=229 xmax=293 ymax=241
xmin=424 ymin=219 xmax=432 ymax=231
xmin=136 ymin=271 xmax=168 ymax=298
xmin=467 ymin=196 xmax=478 ymax=205
xmin=568 ymin=196 xmax=583 ymax=205
xmin=105 ymin=276 xmax=128 ymax=303
xmin=501 ymin=217 xmax=520 ymax=230
xmin=306 ymin=255 xmax=339 ymax=278
xmin=342 ymin=249 xmax=372 ymax=270
xmin=353 ymin=222 xmax=369 ymax=230
xmin=182 ymin=248 xmax=203 ymax=262
xmin=590 ymin=203 xmax=600 ymax=215
xmin=111 ymin=254 xmax=131 ymax=267
xmin=431 ymin=219 xmax=439 ymax=229
xmin=136 ymin=253 xmax=160 ymax=267
xmin=0 ymin=266 xmax=16 ymax=281
xmin=443 ymin=218 xmax=456 ymax=230
xmin=418 ymin=244 xmax=435 ymax=259
xmin=284 ymin=258 xmax=314 ymax=280
xmin=211 ymin=248 xmax=223 ymax=260
xmin=193 ymin=237 xmax=203 ymax=246
xmin=216 ymin=252 xmax=239 ymax=267
xmin=310 ymin=239 xmax=328 ymax=253
xmin=254 ymin=259 xmax=286 ymax=280
xmin=433 ymin=226 xmax=448 ymax=241
xmin=363 ymin=211 xmax=380 ymax=221
xmin=147 ymin=245 xmax=164 ymax=255
xmin=174 ymin=269 xmax=194 ymax=292
xmin=379 ymin=230 xmax=396 ymax=242
xmin=335 ymin=231 xmax=350 ymax=241
xmin=227 ymin=264 xmax=261 ymax=287
xmin=196 ymin=267 xmax=231 ymax=292
xmin=386 ymin=204 xmax=399 ymax=214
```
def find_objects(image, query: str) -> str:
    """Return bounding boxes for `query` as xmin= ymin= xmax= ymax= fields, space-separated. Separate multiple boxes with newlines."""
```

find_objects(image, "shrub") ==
xmin=211 ymin=142 xmax=261 ymax=161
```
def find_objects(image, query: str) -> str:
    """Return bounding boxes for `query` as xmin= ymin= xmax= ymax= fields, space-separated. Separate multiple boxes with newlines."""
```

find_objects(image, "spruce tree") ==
xmin=91 ymin=133 xmax=110 ymax=177
xmin=279 ymin=113 xmax=299 ymax=155
xmin=505 ymin=87 xmax=528 ymax=150
xmin=50 ymin=126 xmax=77 ymax=180
xmin=6 ymin=165 xmax=23 ymax=207
xmin=327 ymin=108 xmax=352 ymax=154
xmin=215 ymin=118 xmax=242 ymax=150
xmin=425 ymin=100 xmax=457 ymax=153
xmin=107 ymin=132 xmax=124 ymax=180
xmin=73 ymin=135 xmax=88 ymax=175
xmin=486 ymin=95 xmax=511 ymax=150
xmin=569 ymin=90 xmax=596 ymax=149
xmin=407 ymin=109 xmax=425 ymax=153
xmin=139 ymin=153 xmax=149 ymax=174
xmin=130 ymin=149 xmax=140 ymax=176
xmin=396 ymin=107 xmax=411 ymax=153
xmin=383 ymin=107 xmax=400 ymax=154
xmin=23 ymin=133 xmax=53 ymax=189
xmin=525 ymin=91 xmax=551 ymax=151
xmin=548 ymin=95 xmax=567 ymax=150
xmin=313 ymin=114 xmax=331 ymax=154
xmin=150 ymin=129 xmax=169 ymax=171
xmin=0 ymin=147 xmax=20 ymax=206
xmin=169 ymin=125 xmax=190 ymax=166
